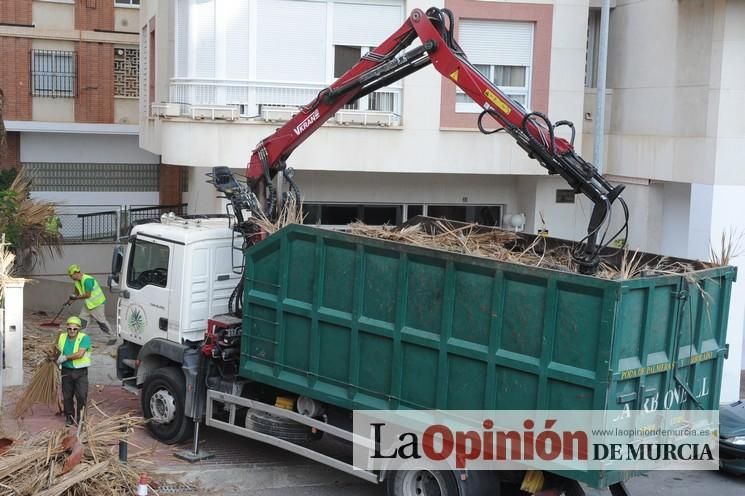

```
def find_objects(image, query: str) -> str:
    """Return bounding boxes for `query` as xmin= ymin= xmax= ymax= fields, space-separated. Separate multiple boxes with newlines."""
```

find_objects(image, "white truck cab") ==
xmin=112 ymin=216 xmax=241 ymax=346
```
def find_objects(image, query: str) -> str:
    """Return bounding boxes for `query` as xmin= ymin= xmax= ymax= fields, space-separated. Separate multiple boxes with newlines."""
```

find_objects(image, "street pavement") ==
xmin=8 ymin=311 xmax=745 ymax=495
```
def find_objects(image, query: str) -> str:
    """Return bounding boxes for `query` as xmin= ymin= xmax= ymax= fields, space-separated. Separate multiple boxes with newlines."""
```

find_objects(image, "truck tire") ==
xmin=386 ymin=469 xmax=460 ymax=496
xmin=142 ymin=367 xmax=193 ymax=444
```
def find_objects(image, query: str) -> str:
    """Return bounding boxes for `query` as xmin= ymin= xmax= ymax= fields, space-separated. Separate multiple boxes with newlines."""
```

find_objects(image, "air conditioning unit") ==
xmin=151 ymin=102 xmax=181 ymax=117
xmin=190 ymin=106 xmax=238 ymax=121
xmin=261 ymin=106 xmax=298 ymax=123
xmin=335 ymin=110 xmax=395 ymax=127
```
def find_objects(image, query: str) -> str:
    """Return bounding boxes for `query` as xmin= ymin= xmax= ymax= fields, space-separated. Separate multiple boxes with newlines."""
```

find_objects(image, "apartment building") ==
xmin=139 ymin=0 xmax=745 ymax=401
xmin=0 ymin=0 xmax=163 ymax=237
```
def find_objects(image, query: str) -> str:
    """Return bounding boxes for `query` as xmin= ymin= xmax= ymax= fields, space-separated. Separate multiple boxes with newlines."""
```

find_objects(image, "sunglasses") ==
xmin=66 ymin=327 xmax=80 ymax=331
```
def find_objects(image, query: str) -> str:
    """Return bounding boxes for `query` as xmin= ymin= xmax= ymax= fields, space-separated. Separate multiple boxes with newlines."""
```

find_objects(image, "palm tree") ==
xmin=0 ymin=170 xmax=62 ymax=272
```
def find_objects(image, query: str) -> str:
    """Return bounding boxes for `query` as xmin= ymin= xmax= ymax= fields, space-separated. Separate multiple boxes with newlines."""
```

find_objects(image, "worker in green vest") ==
xmin=67 ymin=264 xmax=117 ymax=346
xmin=56 ymin=316 xmax=91 ymax=427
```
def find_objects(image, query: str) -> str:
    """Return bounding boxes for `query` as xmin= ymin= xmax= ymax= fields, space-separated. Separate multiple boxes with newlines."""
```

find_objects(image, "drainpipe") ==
xmin=593 ymin=0 xmax=610 ymax=172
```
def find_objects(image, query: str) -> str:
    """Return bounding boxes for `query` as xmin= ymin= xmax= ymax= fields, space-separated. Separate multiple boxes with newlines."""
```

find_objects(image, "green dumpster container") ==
xmin=240 ymin=220 xmax=736 ymax=488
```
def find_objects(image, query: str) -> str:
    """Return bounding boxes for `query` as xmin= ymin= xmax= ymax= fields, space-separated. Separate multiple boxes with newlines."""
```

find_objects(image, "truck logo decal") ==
xmin=125 ymin=304 xmax=147 ymax=335
xmin=293 ymin=109 xmax=321 ymax=136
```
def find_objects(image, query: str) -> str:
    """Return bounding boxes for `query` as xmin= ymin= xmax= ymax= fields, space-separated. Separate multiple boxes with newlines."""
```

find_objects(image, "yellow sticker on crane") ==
xmin=449 ymin=69 xmax=459 ymax=82
xmin=484 ymin=89 xmax=511 ymax=115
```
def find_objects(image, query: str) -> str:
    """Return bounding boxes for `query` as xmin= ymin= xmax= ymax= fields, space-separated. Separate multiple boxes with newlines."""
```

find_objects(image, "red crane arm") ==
xmin=216 ymin=7 xmax=627 ymax=273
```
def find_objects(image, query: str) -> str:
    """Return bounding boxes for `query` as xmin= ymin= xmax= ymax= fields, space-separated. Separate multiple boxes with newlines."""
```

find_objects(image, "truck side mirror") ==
xmin=109 ymin=246 xmax=124 ymax=291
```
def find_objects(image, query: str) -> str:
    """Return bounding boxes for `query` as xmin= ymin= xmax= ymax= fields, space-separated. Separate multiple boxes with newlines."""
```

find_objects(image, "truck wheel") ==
xmin=386 ymin=469 xmax=460 ymax=496
xmin=142 ymin=367 xmax=193 ymax=444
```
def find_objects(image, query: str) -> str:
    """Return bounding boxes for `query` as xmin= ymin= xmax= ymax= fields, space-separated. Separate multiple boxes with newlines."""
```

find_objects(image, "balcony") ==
xmin=163 ymin=79 xmax=402 ymax=126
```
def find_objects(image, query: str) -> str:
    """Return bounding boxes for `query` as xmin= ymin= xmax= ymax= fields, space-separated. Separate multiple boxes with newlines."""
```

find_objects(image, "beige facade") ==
xmin=140 ymin=0 xmax=745 ymax=400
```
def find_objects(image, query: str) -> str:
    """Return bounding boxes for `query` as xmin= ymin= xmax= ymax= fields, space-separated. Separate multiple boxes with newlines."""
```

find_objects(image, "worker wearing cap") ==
xmin=56 ymin=316 xmax=91 ymax=426
xmin=67 ymin=264 xmax=117 ymax=346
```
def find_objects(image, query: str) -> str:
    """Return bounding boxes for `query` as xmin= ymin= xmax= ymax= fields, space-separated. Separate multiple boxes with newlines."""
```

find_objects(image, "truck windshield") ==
xmin=127 ymin=239 xmax=170 ymax=289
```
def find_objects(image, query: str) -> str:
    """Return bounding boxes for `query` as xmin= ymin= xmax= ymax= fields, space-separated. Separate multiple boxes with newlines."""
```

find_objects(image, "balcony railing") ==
xmin=56 ymin=204 xmax=188 ymax=242
xmin=165 ymin=79 xmax=402 ymax=126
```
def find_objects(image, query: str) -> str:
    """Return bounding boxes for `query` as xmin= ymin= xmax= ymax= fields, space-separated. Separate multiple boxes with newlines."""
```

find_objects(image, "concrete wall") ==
xmin=600 ymin=0 xmax=718 ymax=184
xmin=115 ymin=5 xmax=139 ymax=33
xmin=115 ymin=98 xmax=139 ymax=124
xmin=22 ymin=241 xmax=119 ymax=319
xmin=21 ymin=133 xmax=159 ymax=163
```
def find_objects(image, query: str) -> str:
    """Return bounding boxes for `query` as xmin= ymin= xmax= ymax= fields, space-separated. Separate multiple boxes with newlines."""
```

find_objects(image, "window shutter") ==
xmin=256 ymin=0 xmax=327 ymax=83
xmin=217 ymin=0 xmax=250 ymax=80
xmin=175 ymin=0 xmax=189 ymax=78
xmin=457 ymin=20 xmax=533 ymax=67
xmin=191 ymin=0 xmax=216 ymax=78
xmin=333 ymin=2 xmax=402 ymax=47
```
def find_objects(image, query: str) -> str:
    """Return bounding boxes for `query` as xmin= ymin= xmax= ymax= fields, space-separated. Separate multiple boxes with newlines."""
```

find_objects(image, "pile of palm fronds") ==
xmin=0 ymin=413 xmax=166 ymax=495
xmin=349 ymin=221 xmax=699 ymax=280
xmin=350 ymin=220 xmax=521 ymax=259
xmin=13 ymin=348 xmax=61 ymax=418
xmin=254 ymin=194 xmax=304 ymax=234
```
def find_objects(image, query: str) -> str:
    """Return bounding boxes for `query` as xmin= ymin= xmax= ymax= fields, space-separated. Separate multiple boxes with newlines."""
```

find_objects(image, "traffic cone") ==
xmin=137 ymin=473 xmax=148 ymax=496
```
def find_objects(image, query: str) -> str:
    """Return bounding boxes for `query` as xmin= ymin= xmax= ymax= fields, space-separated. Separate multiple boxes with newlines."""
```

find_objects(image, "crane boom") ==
xmin=210 ymin=7 xmax=628 ymax=274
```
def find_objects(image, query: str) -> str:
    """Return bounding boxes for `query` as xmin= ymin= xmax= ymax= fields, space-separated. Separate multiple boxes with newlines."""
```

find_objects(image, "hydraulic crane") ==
xmin=210 ymin=6 xmax=628 ymax=274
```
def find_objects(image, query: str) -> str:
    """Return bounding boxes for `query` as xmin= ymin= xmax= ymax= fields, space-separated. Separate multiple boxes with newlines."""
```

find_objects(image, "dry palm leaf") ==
xmin=14 ymin=355 xmax=61 ymax=418
xmin=0 ymin=413 xmax=177 ymax=495
xmin=254 ymin=194 xmax=304 ymax=234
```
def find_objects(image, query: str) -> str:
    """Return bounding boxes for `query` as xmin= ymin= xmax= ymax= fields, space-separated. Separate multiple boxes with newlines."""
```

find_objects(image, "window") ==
xmin=334 ymin=45 xmax=360 ymax=78
xmin=585 ymin=9 xmax=601 ymax=88
xmin=127 ymin=239 xmax=169 ymax=289
xmin=114 ymin=47 xmax=140 ymax=97
xmin=301 ymin=203 xmax=503 ymax=227
xmin=455 ymin=20 xmax=533 ymax=113
xmin=302 ymin=203 xmax=403 ymax=226
xmin=456 ymin=64 xmax=529 ymax=109
xmin=427 ymin=205 xmax=503 ymax=226
xmin=115 ymin=0 xmax=141 ymax=6
xmin=31 ymin=50 xmax=76 ymax=98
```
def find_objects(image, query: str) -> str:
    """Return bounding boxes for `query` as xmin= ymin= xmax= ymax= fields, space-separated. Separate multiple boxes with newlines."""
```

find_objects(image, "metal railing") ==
xmin=56 ymin=204 xmax=188 ymax=242
xmin=167 ymin=78 xmax=402 ymax=124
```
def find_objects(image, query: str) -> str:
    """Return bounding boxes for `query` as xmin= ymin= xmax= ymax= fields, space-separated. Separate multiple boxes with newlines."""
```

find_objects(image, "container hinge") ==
xmin=673 ymin=289 xmax=689 ymax=300
xmin=724 ymin=343 xmax=730 ymax=359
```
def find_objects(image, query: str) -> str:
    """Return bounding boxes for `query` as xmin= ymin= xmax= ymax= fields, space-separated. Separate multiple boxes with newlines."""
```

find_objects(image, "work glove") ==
xmin=68 ymin=294 xmax=77 ymax=302
xmin=56 ymin=355 xmax=67 ymax=365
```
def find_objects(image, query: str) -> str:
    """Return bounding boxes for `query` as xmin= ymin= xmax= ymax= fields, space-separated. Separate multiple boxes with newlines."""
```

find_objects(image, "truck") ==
xmin=110 ymin=7 xmax=735 ymax=496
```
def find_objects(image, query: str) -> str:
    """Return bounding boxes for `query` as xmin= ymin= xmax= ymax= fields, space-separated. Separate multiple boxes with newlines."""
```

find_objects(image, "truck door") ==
xmin=118 ymin=236 xmax=173 ymax=345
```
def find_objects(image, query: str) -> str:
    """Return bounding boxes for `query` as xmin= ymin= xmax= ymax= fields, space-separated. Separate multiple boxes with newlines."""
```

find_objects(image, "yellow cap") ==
xmin=67 ymin=264 xmax=81 ymax=276
xmin=66 ymin=316 xmax=82 ymax=328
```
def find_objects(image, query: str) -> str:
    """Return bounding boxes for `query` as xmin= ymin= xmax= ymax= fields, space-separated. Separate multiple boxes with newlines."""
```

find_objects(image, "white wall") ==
xmin=21 ymin=133 xmax=159 ymax=164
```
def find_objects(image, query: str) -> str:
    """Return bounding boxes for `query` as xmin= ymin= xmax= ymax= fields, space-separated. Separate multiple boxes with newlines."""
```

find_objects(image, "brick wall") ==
xmin=0 ymin=37 xmax=32 ymax=121
xmin=75 ymin=42 xmax=114 ymax=123
xmin=75 ymin=0 xmax=114 ymax=32
xmin=159 ymin=164 xmax=183 ymax=206
xmin=0 ymin=0 xmax=32 ymax=25
xmin=0 ymin=132 xmax=21 ymax=171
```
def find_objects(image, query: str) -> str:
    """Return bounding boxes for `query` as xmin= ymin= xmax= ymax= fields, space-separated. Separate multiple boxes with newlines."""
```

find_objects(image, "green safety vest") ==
xmin=57 ymin=332 xmax=91 ymax=369
xmin=75 ymin=274 xmax=106 ymax=310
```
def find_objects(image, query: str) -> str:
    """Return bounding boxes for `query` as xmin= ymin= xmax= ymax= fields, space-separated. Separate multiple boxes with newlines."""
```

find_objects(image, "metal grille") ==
xmin=153 ymin=482 xmax=198 ymax=494
xmin=114 ymin=47 xmax=140 ymax=97
xmin=22 ymin=163 xmax=158 ymax=192
xmin=31 ymin=50 xmax=77 ymax=98
xmin=55 ymin=204 xmax=189 ymax=242
xmin=127 ymin=204 xmax=187 ymax=225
